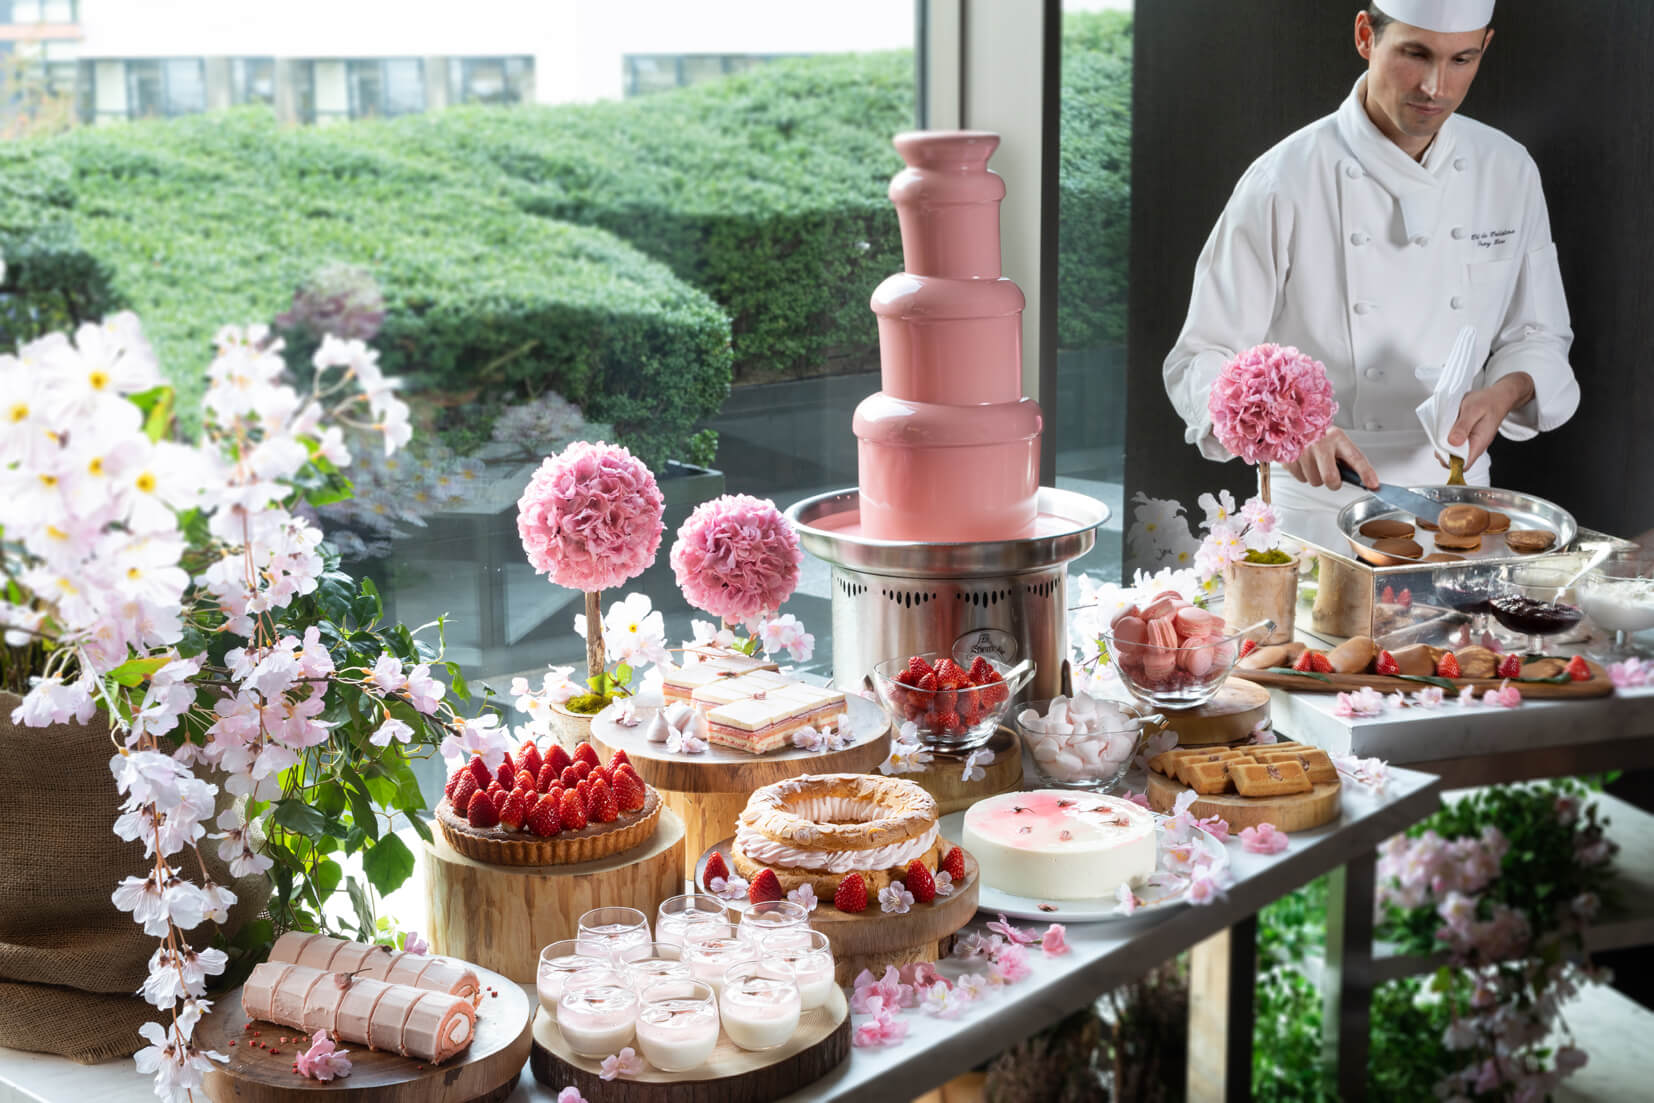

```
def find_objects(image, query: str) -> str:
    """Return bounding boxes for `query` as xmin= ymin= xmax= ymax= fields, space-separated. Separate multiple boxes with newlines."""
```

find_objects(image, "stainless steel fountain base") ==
xmin=785 ymin=487 xmax=1109 ymax=702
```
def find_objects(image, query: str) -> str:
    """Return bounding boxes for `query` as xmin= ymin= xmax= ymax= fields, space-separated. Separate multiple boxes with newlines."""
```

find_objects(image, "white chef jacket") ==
xmin=1164 ymin=75 xmax=1579 ymax=511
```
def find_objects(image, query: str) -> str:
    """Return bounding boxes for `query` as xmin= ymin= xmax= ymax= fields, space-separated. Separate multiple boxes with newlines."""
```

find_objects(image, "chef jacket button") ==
xmin=1412 ymin=234 xmax=1430 ymax=247
xmin=1353 ymin=301 xmax=1374 ymax=315
xmin=1452 ymin=226 xmax=1467 ymax=239
xmin=1450 ymin=295 xmax=1465 ymax=310
xmin=1364 ymin=366 xmax=1384 ymax=380
xmin=1453 ymin=157 xmax=1467 ymax=171
xmin=1345 ymin=164 xmax=1362 ymax=179
xmin=1350 ymin=232 xmax=1370 ymax=246
xmin=1364 ymin=420 xmax=1382 ymax=431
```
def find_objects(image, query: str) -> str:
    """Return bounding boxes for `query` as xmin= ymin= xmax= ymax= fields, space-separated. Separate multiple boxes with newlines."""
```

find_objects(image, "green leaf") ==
xmin=313 ymin=780 xmax=348 ymax=818
xmin=406 ymin=813 xmax=433 ymax=844
xmin=142 ymin=386 xmax=174 ymax=442
xmin=613 ymin=662 xmax=633 ymax=689
xmin=338 ymin=762 xmax=381 ymax=842
xmin=1265 ymin=666 xmax=1333 ymax=684
xmin=105 ymin=655 xmax=170 ymax=687
xmin=312 ymin=858 xmax=343 ymax=901
xmin=272 ymin=799 xmax=327 ymax=838
xmin=346 ymin=878 xmax=377 ymax=940
xmin=1397 ymin=674 xmax=1457 ymax=690
xmin=362 ymin=834 xmax=416 ymax=897
xmin=446 ymin=661 xmax=471 ymax=702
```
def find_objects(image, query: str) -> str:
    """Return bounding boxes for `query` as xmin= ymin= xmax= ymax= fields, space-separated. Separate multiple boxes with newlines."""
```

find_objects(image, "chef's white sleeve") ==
xmin=1482 ymin=162 xmax=1579 ymax=440
xmin=1163 ymin=166 xmax=1290 ymax=462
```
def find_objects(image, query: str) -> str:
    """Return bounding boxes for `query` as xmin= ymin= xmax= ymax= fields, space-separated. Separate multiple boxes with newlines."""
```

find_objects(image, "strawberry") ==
xmin=1374 ymin=650 xmax=1400 ymax=677
xmin=536 ymin=762 xmax=559 ymax=793
xmin=608 ymin=749 xmax=632 ymax=772
xmin=560 ymin=765 xmax=582 ymax=789
xmin=544 ymin=744 xmax=573 ymax=775
xmin=587 ymin=777 xmax=619 ymax=824
xmin=517 ymin=742 xmax=542 ymax=780
xmin=933 ymin=710 xmax=962 ymax=734
xmin=1381 ymin=585 xmax=1396 ymax=604
xmin=1566 ymin=654 xmax=1591 ymax=682
xmin=942 ymin=846 xmax=966 ymax=881
xmin=612 ymin=768 xmax=647 ymax=813
xmin=444 ymin=769 xmax=462 ymax=800
xmin=466 ymin=789 xmax=499 ymax=828
xmin=1292 ymin=650 xmax=1318 ymax=672
xmin=450 ymin=772 xmax=479 ymax=815
xmin=558 ymin=789 xmax=588 ymax=831
xmin=573 ymin=760 xmax=593 ymax=781
xmin=498 ymin=790 xmax=528 ymax=831
xmin=834 ymin=872 xmax=868 ymax=913
xmin=485 ymin=780 xmax=505 ymax=801
xmin=1239 ymin=638 xmax=1258 ymax=660
xmin=1398 ymin=588 xmax=1413 ymax=610
xmin=490 ymin=787 xmax=512 ymax=817
xmin=906 ymin=656 xmax=935 ymax=682
xmin=466 ymin=756 xmax=491 ymax=791
xmin=703 ymin=850 xmax=730 ymax=884
xmin=494 ymin=753 xmax=516 ymax=790
xmin=1309 ymin=652 xmax=1334 ymax=675
xmin=514 ymin=769 xmax=537 ymax=791
xmin=1437 ymin=652 xmax=1462 ymax=679
xmin=968 ymin=655 xmax=995 ymax=684
xmin=576 ymin=779 xmax=592 ymax=808
xmin=917 ymin=672 xmax=938 ymax=694
xmin=1497 ymin=653 xmax=1522 ymax=679
xmin=935 ymin=659 xmax=969 ymax=690
xmin=748 ymin=869 xmax=784 ymax=903
xmin=527 ymin=794 xmax=562 ymax=837
xmin=904 ymin=860 xmax=936 ymax=903
xmin=573 ymin=742 xmax=600 ymax=769
xmin=590 ymin=765 xmax=613 ymax=790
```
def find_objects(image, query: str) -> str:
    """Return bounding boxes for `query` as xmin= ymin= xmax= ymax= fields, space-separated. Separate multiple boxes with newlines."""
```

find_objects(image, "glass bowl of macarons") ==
xmin=1098 ymin=591 xmax=1266 ymax=710
xmin=1015 ymin=692 xmax=1165 ymax=793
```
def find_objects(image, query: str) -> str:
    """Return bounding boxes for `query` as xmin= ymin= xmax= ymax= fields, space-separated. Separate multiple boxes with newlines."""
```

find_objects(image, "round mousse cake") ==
xmin=961 ymin=789 xmax=1156 ymax=901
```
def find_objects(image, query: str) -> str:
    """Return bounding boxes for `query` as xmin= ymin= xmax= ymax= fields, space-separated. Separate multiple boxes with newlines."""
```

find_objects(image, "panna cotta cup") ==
xmin=537 ymin=939 xmax=612 ymax=1014
xmin=636 ymin=978 xmax=720 ymax=1073
xmin=759 ymin=928 xmax=835 ymax=1011
xmin=577 ymin=906 xmax=651 ymax=963
xmin=684 ymin=936 xmax=757 ymax=995
xmin=720 ymin=960 xmax=801 ymax=1052
xmin=737 ymin=899 xmax=809 ymax=946
xmin=624 ymin=943 xmax=692 ymax=992
xmin=657 ymin=894 xmax=733 ymax=948
xmin=557 ymin=968 xmax=639 ymax=1058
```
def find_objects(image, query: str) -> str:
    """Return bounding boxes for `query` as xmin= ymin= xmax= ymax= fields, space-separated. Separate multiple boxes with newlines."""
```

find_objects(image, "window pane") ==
xmin=624 ymin=55 xmax=678 ymax=97
xmin=382 ymin=58 xmax=423 ymax=116
xmin=236 ymin=57 xmax=275 ymax=106
xmin=347 ymin=59 xmax=383 ymax=118
xmin=1058 ymin=1 xmax=1133 ymax=581
xmin=126 ymin=59 xmax=162 ymax=118
xmin=163 ymin=58 xmax=205 ymax=115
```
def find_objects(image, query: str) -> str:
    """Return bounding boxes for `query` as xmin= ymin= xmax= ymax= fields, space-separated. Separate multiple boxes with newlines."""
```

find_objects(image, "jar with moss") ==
xmin=1224 ymin=548 xmax=1300 ymax=645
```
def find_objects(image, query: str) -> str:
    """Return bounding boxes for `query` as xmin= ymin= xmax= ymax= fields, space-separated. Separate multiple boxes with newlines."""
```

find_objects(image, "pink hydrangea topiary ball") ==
xmin=516 ymin=441 xmax=664 ymax=592
xmin=1208 ymin=344 xmax=1338 ymax=466
xmin=670 ymin=494 xmax=802 ymax=626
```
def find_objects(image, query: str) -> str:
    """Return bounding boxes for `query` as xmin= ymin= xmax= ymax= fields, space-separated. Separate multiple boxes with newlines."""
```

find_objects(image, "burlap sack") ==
xmin=0 ymin=691 xmax=268 ymax=1062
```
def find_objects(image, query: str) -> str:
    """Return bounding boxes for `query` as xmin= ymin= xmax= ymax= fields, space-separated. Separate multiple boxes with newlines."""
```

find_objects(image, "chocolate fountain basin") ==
xmin=786 ymin=487 xmax=1108 ymax=702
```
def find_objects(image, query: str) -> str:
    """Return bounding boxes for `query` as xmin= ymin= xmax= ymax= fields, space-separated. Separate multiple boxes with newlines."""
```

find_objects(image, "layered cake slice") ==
xmin=704 ymin=682 xmax=849 ymax=753
xmin=687 ymin=669 xmax=794 ymax=711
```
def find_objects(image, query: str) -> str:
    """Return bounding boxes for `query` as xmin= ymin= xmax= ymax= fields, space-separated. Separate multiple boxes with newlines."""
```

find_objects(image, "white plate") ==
xmin=938 ymin=808 xmax=1230 ymax=923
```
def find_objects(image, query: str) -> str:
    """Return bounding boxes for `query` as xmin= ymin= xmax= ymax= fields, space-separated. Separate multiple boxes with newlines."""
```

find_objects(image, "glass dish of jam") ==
xmin=1490 ymin=567 xmax=1584 ymax=653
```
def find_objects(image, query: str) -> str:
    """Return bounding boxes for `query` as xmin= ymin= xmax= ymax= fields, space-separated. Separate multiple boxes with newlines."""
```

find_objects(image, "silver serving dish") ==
xmin=1337 ymin=485 xmax=1578 ymax=568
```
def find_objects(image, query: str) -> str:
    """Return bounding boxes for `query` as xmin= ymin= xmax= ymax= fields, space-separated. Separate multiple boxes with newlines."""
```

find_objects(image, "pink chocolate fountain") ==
xmin=854 ymin=131 xmax=1043 ymax=542
xmin=786 ymin=131 xmax=1107 ymax=703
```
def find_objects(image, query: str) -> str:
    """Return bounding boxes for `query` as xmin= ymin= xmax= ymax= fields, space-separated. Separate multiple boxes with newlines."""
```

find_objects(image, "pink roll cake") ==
xmin=243 ymin=962 xmax=476 ymax=1064
xmin=269 ymin=932 xmax=480 ymax=1000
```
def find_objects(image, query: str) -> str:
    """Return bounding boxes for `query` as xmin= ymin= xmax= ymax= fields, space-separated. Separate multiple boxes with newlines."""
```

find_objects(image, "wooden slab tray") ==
xmin=531 ymin=984 xmax=849 ymax=1103
xmin=904 ymin=725 xmax=1023 ymax=814
xmin=1145 ymin=769 xmax=1341 ymax=833
xmin=1157 ymin=678 xmax=1272 ymax=746
xmin=198 ymin=963 xmax=533 ymax=1103
xmin=1238 ymin=657 xmax=1614 ymax=699
xmin=696 ymin=838 xmax=979 ymax=985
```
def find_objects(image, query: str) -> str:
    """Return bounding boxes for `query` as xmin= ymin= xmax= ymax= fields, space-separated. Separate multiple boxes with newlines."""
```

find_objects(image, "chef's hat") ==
xmin=1373 ymin=1 xmax=1494 ymax=33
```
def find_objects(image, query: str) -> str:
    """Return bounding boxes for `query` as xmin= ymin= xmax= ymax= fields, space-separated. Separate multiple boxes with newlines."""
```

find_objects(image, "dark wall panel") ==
xmin=1125 ymin=0 xmax=1654 ymax=549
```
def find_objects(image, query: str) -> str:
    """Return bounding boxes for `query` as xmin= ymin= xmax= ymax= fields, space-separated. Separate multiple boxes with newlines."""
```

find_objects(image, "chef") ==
xmin=1163 ymin=0 xmax=1579 ymax=511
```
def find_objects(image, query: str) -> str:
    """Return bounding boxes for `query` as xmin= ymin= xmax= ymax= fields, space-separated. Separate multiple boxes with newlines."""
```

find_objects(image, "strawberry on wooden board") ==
xmin=942 ymin=846 xmax=967 ymax=881
xmin=904 ymin=860 xmax=936 ymax=903
xmin=1292 ymin=650 xmax=1319 ymax=673
xmin=748 ymin=869 xmax=784 ymax=903
xmin=834 ymin=872 xmax=868 ymax=913
xmin=1374 ymin=650 xmax=1400 ymax=677
xmin=1239 ymin=638 xmax=1258 ymax=660
xmin=1497 ymin=653 xmax=1523 ymax=680
xmin=1437 ymin=652 xmax=1462 ymax=679
xmin=703 ymin=851 xmax=730 ymax=885
xmin=1308 ymin=652 xmax=1333 ymax=674
xmin=1565 ymin=654 xmax=1591 ymax=682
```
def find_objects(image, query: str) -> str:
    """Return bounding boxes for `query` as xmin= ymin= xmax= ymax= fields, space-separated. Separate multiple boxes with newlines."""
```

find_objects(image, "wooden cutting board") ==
xmin=1158 ymin=679 xmax=1271 ymax=745
xmin=903 ymin=725 xmax=1023 ymax=813
xmin=1145 ymin=769 xmax=1341 ymax=833
xmin=198 ymin=964 xmax=533 ymax=1103
xmin=1238 ymin=657 xmax=1613 ymax=699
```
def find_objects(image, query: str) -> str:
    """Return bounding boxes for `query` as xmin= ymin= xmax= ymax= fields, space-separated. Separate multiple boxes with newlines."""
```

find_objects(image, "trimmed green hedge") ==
xmin=1059 ymin=9 xmax=1133 ymax=350
xmin=0 ymin=113 xmax=732 ymax=467
xmin=0 ymin=145 xmax=122 ymax=343
xmin=359 ymin=50 xmax=916 ymax=385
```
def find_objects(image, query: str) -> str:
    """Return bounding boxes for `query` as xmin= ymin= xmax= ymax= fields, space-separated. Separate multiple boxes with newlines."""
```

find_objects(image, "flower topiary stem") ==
xmin=585 ymin=590 xmax=605 ymax=687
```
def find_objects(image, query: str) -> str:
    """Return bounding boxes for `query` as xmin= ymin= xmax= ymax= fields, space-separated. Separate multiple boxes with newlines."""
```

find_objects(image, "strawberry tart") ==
xmin=729 ymin=773 xmax=949 ymax=903
xmin=435 ymin=739 xmax=659 ymax=866
xmin=961 ymin=789 xmax=1156 ymax=901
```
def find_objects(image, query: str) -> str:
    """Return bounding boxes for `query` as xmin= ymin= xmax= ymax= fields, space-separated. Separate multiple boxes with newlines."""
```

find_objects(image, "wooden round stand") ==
xmin=425 ymin=808 xmax=686 ymax=983
xmin=1144 ymin=770 xmax=1341 ymax=832
xmin=904 ymin=726 xmax=1023 ymax=814
xmin=589 ymin=697 xmax=890 ymax=879
xmin=531 ymin=987 xmax=850 ymax=1102
xmin=697 ymin=840 xmax=979 ymax=985
xmin=1158 ymin=678 xmax=1270 ymax=746
xmin=198 ymin=964 xmax=533 ymax=1103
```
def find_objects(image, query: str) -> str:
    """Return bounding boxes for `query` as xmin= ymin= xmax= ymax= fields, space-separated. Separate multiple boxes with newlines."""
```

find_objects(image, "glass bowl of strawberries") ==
xmin=871 ymin=652 xmax=1032 ymax=751
xmin=1100 ymin=591 xmax=1263 ymax=710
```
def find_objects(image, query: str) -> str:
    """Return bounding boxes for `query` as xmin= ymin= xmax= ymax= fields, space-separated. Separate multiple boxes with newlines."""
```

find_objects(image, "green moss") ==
xmin=1244 ymin=548 xmax=1294 ymax=565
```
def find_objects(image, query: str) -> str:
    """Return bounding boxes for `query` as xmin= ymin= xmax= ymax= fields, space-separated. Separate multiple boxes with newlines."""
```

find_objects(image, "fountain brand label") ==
xmin=955 ymin=627 xmax=1018 ymax=664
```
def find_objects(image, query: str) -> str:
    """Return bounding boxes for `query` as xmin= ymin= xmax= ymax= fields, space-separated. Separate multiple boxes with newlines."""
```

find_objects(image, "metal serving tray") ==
xmin=1337 ymin=485 xmax=1578 ymax=569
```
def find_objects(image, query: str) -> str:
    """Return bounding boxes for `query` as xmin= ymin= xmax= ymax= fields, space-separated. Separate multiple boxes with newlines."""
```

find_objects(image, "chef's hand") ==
xmin=1283 ymin=428 xmax=1379 ymax=492
xmin=1445 ymin=372 xmax=1536 ymax=470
